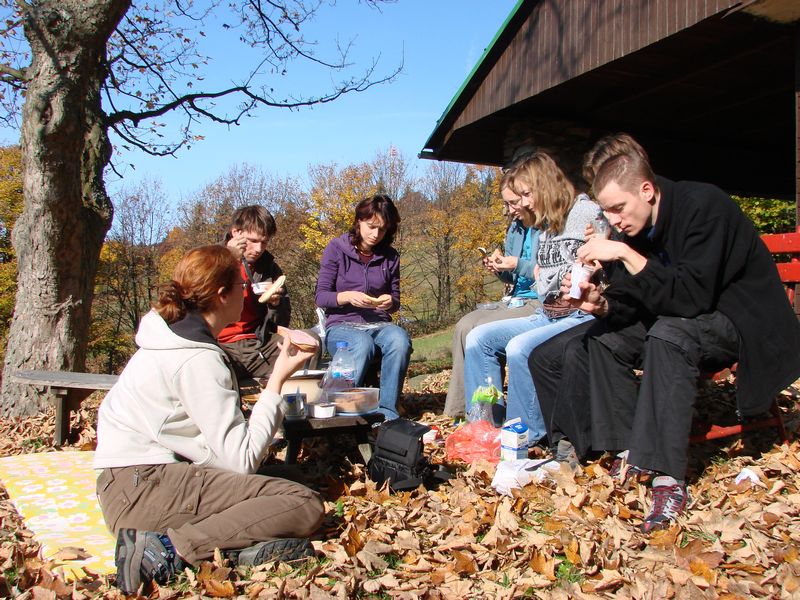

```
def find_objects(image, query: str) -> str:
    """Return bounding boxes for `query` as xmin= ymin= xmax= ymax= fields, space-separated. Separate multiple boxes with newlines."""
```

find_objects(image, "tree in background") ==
xmin=401 ymin=163 xmax=505 ymax=324
xmin=0 ymin=146 xmax=22 ymax=363
xmin=174 ymin=164 xmax=304 ymax=248
xmin=0 ymin=0 xmax=398 ymax=415
xmin=91 ymin=178 xmax=173 ymax=372
xmin=300 ymin=162 xmax=378 ymax=258
xmin=449 ymin=166 xmax=505 ymax=312
xmin=734 ymin=196 xmax=795 ymax=234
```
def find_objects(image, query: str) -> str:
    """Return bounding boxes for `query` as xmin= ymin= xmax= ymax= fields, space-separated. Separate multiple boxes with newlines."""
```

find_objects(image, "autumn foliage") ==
xmin=79 ymin=149 xmax=510 ymax=370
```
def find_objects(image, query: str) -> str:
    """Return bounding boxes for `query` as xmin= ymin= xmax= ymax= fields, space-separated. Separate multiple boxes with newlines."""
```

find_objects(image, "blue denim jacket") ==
xmin=497 ymin=219 xmax=539 ymax=290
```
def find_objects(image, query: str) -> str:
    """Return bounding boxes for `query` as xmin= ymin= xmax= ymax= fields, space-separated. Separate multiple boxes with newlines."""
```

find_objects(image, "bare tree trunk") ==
xmin=0 ymin=0 xmax=129 ymax=416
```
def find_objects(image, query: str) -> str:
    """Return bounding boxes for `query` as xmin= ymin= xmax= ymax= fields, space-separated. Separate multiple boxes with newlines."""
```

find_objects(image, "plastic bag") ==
xmin=466 ymin=377 xmax=501 ymax=423
xmin=445 ymin=420 xmax=501 ymax=464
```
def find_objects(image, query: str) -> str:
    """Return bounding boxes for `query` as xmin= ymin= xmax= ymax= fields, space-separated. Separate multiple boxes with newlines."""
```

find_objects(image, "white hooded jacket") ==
xmin=94 ymin=310 xmax=283 ymax=474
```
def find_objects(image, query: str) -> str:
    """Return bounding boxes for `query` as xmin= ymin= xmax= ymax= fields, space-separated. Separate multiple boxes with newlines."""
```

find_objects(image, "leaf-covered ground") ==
xmin=1 ymin=373 xmax=799 ymax=599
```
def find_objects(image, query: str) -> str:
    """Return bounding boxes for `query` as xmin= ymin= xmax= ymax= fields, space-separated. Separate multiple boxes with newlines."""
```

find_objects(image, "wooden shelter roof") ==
xmin=420 ymin=0 xmax=800 ymax=199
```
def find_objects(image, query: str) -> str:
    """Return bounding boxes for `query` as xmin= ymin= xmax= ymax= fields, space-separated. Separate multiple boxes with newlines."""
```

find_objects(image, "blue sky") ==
xmin=91 ymin=0 xmax=519 ymax=202
xmin=0 ymin=2 xmax=519 ymax=203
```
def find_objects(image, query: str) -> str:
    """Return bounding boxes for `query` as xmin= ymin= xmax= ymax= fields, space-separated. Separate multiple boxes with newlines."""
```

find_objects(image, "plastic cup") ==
xmin=568 ymin=263 xmax=593 ymax=299
xmin=251 ymin=280 xmax=270 ymax=295
xmin=592 ymin=218 xmax=611 ymax=239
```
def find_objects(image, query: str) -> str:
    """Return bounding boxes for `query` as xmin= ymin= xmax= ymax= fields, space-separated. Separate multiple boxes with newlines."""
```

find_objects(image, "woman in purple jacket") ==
xmin=315 ymin=194 xmax=412 ymax=419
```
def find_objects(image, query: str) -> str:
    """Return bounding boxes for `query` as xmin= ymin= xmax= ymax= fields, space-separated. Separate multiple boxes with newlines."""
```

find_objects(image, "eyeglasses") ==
xmin=236 ymin=281 xmax=248 ymax=290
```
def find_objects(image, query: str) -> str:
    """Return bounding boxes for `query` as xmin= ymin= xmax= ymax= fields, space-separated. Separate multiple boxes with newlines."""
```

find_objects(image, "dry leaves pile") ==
xmin=1 ymin=376 xmax=800 ymax=599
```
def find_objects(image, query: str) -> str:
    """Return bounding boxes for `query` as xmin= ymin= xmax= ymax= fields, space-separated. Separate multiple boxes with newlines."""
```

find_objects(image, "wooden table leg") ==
xmin=52 ymin=388 xmax=70 ymax=446
xmin=52 ymin=387 xmax=96 ymax=446
xmin=284 ymin=436 xmax=302 ymax=465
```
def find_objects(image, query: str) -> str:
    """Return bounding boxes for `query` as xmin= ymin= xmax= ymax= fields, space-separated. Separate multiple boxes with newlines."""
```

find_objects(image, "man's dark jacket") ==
xmin=602 ymin=176 xmax=800 ymax=416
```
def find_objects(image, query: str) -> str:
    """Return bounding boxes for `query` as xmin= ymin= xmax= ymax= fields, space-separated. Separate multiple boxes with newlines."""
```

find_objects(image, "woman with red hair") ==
xmin=94 ymin=245 xmax=324 ymax=594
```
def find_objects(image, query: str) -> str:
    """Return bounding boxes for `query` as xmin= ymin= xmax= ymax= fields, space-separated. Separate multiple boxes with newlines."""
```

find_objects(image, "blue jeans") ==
xmin=325 ymin=323 xmax=412 ymax=420
xmin=463 ymin=310 xmax=594 ymax=443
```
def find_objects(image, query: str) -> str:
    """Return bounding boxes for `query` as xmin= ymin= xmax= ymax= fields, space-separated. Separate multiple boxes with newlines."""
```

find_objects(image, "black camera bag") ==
xmin=367 ymin=419 xmax=440 ymax=492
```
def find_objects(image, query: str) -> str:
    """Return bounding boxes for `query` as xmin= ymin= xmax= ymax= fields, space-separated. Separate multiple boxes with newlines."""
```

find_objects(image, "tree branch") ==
xmin=109 ymin=121 xmax=187 ymax=157
xmin=0 ymin=62 xmax=26 ymax=81
xmin=107 ymin=57 xmax=400 ymax=128
xmin=107 ymin=86 xmax=251 ymax=125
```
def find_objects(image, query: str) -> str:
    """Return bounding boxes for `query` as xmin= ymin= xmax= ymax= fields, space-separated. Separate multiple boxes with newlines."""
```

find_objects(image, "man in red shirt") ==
xmin=220 ymin=205 xmax=319 ymax=381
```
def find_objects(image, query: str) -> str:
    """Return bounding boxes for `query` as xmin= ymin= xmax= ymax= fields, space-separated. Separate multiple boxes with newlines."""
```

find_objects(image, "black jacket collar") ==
xmin=169 ymin=311 xmax=218 ymax=346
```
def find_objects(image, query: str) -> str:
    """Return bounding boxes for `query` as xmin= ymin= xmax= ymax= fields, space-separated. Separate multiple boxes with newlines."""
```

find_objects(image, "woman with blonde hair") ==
xmin=94 ymin=245 xmax=324 ymax=594
xmin=463 ymin=152 xmax=605 ymax=452
xmin=443 ymin=165 xmax=542 ymax=418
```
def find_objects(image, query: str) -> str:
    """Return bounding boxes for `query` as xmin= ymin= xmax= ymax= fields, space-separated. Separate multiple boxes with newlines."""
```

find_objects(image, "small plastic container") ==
xmin=251 ymin=280 xmax=270 ymax=295
xmin=308 ymin=402 xmax=336 ymax=418
xmin=328 ymin=387 xmax=380 ymax=414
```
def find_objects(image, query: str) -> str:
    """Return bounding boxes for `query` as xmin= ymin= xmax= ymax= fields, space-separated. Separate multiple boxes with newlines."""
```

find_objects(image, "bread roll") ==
xmin=258 ymin=274 xmax=286 ymax=303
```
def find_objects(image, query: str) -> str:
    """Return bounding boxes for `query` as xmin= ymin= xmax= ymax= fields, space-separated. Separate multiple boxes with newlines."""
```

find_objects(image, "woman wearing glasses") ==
xmin=463 ymin=152 xmax=605 ymax=453
xmin=443 ymin=165 xmax=543 ymax=418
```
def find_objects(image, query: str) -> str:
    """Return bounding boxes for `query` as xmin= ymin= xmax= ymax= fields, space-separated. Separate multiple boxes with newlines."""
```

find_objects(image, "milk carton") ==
xmin=500 ymin=417 xmax=528 ymax=461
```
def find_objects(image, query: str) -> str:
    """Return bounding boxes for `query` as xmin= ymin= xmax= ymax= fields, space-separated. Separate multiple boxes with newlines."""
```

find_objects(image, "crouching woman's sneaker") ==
xmin=641 ymin=476 xmax=690 ymax=533
xmin=115 ymin=529 xmax=185 ymax=594
xmin=227 ymin=537 xmax=315 ymax=566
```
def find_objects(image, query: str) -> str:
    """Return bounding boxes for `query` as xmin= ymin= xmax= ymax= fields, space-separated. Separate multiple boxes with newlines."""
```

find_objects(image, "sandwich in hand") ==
xmin=258 ymin=274 xmax=286 ymax=304
xmin=277 ymin=326 xmax=320 ymax=352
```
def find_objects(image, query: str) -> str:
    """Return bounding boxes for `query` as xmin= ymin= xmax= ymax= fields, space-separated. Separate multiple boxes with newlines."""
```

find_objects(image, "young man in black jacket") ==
xmin=531 ymin=135 xmax=800 ymax=532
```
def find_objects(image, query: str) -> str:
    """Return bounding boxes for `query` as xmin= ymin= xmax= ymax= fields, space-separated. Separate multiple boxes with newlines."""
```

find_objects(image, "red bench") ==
xmin=690 ymin=228 xmax=799 ymax=444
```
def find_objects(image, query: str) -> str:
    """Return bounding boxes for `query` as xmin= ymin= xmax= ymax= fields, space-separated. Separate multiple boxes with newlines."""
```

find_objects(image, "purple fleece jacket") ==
xmin=315 ymin=233 xmax=401 ymax=328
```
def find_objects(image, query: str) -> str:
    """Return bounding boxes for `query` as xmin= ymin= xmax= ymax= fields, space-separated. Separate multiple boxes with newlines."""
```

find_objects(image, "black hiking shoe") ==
xmin=640 ymin=477 xmax=689 ymax=533
xmin=114 ymin=529 xmax=183 ymax=594
xmin=227 ymin=537 xmax=315 ymax=566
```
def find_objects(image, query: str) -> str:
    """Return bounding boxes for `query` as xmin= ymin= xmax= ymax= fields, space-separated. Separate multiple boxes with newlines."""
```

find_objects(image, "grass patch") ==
xmin=22 ymin=436 xmax=47 ymax=451
xmin=555 ymin=556 xmax=583 ymax=585
xmin=411 ymin=326 xmax=454 ymax=363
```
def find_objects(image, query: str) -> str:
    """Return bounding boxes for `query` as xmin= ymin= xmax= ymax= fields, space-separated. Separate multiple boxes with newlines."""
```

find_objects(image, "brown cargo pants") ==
xmin=96 ymin=462 xmax=325 ymax=564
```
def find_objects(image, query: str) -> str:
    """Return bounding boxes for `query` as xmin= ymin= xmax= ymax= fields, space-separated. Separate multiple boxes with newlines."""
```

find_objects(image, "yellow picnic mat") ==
xmin=0 ymin=450 xmax=115 ymax=578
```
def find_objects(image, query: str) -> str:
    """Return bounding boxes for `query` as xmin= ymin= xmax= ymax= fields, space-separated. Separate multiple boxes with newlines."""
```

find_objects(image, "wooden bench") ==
xmin=11 ymin=370 xmax=118 ymax=446
xmin=690 ymin=229 xmax=800 ymax=444
xmin=761 ymin=228 xmax=800 ymax=316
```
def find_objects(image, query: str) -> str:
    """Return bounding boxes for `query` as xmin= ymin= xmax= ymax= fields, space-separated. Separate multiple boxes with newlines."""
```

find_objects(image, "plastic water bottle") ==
xmin=323 ymin=341 xmax=356 ymax=394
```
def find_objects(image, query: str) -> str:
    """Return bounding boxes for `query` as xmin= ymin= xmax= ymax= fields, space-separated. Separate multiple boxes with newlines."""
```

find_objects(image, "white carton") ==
xmin=500 ymin=417 xmax=528 ymax=461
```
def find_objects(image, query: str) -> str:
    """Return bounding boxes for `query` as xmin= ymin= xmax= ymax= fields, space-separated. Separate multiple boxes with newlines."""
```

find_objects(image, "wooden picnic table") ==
xmin=11 ymin=370 xmax=119 ymax=446
xmin=12 ymin=370 xmax=385 ymax=463
xmin=282 ymin=412 xmax=385 ymax=464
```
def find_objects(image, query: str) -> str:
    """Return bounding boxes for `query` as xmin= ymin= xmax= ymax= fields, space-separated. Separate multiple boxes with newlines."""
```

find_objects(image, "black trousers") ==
xmin=530 ymin=312 xmax=739 ymax=479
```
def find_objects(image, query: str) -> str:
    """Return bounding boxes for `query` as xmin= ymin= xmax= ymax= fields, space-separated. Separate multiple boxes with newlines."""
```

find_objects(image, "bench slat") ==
xmin=762 ymin=232 xmax=800 ymax=254
xmin=776 ymin=262 xmax=800 ymax=284
xmin=12 ymin=370 xmax=118 ymax=391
